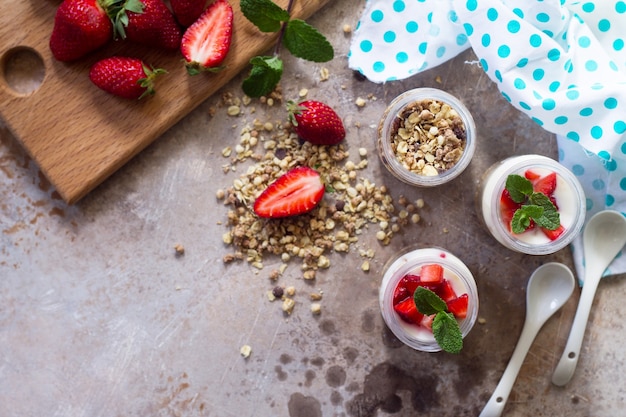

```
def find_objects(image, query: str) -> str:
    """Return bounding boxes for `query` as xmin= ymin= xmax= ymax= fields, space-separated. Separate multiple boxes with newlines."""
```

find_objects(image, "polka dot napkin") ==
xmin=349 ymin=0 xmax=626 ymax=280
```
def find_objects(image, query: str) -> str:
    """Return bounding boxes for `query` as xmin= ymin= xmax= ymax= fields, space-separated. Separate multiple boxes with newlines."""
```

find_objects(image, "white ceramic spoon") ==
xmin=552 ymin=210 xmax=626 ymax=386
xmin=479 ymin=263 xmax=575 ymax=417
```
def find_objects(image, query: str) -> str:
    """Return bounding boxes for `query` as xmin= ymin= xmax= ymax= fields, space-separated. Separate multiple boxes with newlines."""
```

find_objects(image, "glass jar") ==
xmin=379 ymin=247 xmax=479 ymax=352
xmin=377 ymin=88 xmax=476 ymax=186
xmin=477 ymin=154 xmax=586 ymax=255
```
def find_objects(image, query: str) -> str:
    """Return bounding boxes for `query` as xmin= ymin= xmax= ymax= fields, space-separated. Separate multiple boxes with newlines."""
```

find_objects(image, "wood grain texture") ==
xmin=0 ymin=0 xmax=330 ymax=204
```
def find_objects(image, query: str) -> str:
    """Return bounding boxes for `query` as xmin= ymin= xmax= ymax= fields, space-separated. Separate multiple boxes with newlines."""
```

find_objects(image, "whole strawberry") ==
xmin=49 ymin=0 xmax=121 ymax=61
xmin=181 ymin=0 xmax=233 ymax=75
xmin=121 ymin=0 xmax=183 ymax=50
xmin=170 ymin=0 xmax=207 ymax=27
xmin=89 ymin=56 xmax=166 ymax=99
xmin=287 ymin=100 xmax=346 ymax=146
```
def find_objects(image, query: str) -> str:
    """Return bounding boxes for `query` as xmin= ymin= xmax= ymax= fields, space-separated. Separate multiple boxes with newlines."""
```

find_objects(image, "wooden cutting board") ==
xmin=0 ymin=0 xmax=330 ymax=204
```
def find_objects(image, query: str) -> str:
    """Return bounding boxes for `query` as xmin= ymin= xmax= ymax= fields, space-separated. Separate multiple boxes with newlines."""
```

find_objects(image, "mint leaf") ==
xmin=529 ymin=192 xmax=560 ymax=230
xmin=283 ymin=19 xmax=334 ymax=62
xmin=511 ymin=205 xmax=543 ymax=234
xmin=414 ymin=287 xmax=447 ymax=316
xmin=240 ymin=0 xmax=290 ymax=32
xmin=242 ymin=56 xmax=283 ymax=98
xmin=505 ymin=174 xmax=533 ymax=203
xmin=432 ymin=312 xmax=463 ymax=354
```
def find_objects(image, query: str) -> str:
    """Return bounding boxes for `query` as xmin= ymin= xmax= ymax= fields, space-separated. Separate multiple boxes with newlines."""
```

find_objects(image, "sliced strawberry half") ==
xmin=533 ymin=172 xmax=557 ymax=196
xmin=253 ymin=166 xmax=325 ymax=218
xmin=393 ymin=298 xmax=424 ymax=325
xmin=447 ymin=294 xmax=469 ymax=319
xmin=181 ymin=0 xmax=233 ymax=75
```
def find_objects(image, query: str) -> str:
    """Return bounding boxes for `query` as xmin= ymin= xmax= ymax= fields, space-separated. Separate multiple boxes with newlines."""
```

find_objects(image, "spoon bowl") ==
xmin=552 ymin=210 xmax=626 ymax=386
xmin=479 ymin=263 xmax=575 ymax=417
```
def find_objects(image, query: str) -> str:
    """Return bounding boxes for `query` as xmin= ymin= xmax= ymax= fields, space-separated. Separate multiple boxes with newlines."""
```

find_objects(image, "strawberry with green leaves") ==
xmin=49 ymin=0 xmax=123 ymax=62
xmin=119 ymin=0 xmax=183 ymax=51
xmin=253 ymin=166 xmax=325 ymax=218
xmin=181 ymin=0 xmax=234 ymax=75
xmin=89 ymin=56 xmax=166 ymax=99
xmin=287 ymin=100 xmax=346 ymax=146
xmin=170 ymin=0 xmax=208 ymax=27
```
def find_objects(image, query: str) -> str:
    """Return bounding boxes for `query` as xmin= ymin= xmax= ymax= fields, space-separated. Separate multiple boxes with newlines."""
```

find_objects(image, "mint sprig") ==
xmin=240 ymin=0 xmax=334 ymax=97
xmin=414 ymin=287 xmax=463 ymax=354
xmin=505 ymin=174 xmax=560 ymax=234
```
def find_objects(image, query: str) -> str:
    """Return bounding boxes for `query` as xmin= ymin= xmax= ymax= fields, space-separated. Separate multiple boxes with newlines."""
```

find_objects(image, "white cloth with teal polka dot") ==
xmin=349 ymin=0 xmax=626 ymax=281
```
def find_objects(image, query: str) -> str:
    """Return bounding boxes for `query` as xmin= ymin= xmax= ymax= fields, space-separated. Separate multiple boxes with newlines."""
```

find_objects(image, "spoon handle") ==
xmin=479 ymin=321 xmax=538 ymax=417
xmin=551 ymin=271 xmax=602 ymax=386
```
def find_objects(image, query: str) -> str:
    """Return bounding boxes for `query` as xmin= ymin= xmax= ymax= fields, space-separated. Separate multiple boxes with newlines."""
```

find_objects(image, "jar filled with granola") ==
xmin=377 ymin=88 xmax=476 ymax=186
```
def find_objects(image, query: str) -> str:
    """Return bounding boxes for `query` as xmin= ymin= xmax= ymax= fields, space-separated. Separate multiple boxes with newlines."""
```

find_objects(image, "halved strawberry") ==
xmin=419 ymin=264 xmax=444 ymax=285
xmin=181 ymin=0 xmax=233 ymax=75
xmin=533 ymin=172 xmax=557 ymax=196
xmin=447 ymin=294 xmax=469 ymax=319
xmin=435 ymin=280 xmax=457 ymax=302
xmin=253 ymin=166 xmax=325 ymax=218
xmin=541 ymin=224 xmax=565 ymax=241
xmin=393 ymin=298 xmax=424 ymax=325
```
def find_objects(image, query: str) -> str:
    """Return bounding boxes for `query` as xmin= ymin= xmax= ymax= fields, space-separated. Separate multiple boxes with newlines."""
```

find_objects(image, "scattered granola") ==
xmin=240 ymin=344 xmax=252 ymax=358
xmin=174 ymin=243 xmax=185 ymax=256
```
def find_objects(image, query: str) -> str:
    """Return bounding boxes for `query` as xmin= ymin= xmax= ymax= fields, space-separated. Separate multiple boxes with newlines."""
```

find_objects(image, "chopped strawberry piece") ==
xmin=499 ymin=189 xmax=521 ymax=231
xmin=541 ymin=224 xmax=565 ymax=241
xmin=533 ymin=172 xmax=557 ymax=196
xmin=420 ymin=314 xmax=435 ymax=330
xmin=393 ymin=274 xmax=420 ymax=304
xmin=524 ymin=169 xmax=541 ymax=181
xmin=419 ymin=264 xmax=444 ymax=285
xmin=253 ymin=166 xmax=325 ymax=218
xmin=393 ymin=298 xmax=424 ymax=325
xmin=447 ymin=294 xmax=469 ymax=319
xmin=435 ymin=280 xmax=457 ymax=302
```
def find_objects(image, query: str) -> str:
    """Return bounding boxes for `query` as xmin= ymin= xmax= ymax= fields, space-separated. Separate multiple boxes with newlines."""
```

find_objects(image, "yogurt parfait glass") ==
xmin=377 ymin=88 xmax=476 ymax=187
xmin=379 ymin=247 xmax=479 ymax=352
xmin=477 ymin=154 xmax=586 ymax=255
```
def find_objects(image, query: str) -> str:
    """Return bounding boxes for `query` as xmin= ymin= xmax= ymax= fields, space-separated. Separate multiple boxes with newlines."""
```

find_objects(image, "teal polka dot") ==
xmin=617 ymin=1 xmax=626 ymax=13
xmin=520 ymin=101 xmax=531 ymax=110
xmin=542 ymin=98 xmax=556 ymax=110
xmin=591 ymin=83 xmax=604 ymax=90
xmin=549 ymin=81 xmax=560 ymax=92
xmin=578 ymin=36 xmax=591 ymax=48
xmin=606 ymin=194 xmax=615 ymax=206
xmin=537 ymin=13 xmax=550 ymax=23
xmin=487 ymin=8 xmax=498 ymax=21
xmin=418 ymin=42 xmax=427 ymax=54
xmin=585 ymin=60 xmax=598 ymax=71
xmin=396 ymin=52 xmax=408 ymax=63
xmin=533 ymin=68 xmax=545 ymax=81
xmin=582 ymin=2 xmax=595 ymax=12
xmin=567 ymin=131 xmax=580 ymax=141
xmin=466 ymin=0 xmax=477 ymax=12
xmin=360 ymin=40 xmax=373 ymax=53
xmin=620 ymin=178 xmax=626 ymax=191
xmin=373 ymin=61 xmax=385 ymax=72
xmin=566 ymin=90 xmax=579 ymax=100
xmin=614 ymin=38 xmax=624 ymax=51
xmin=604 ymin=98 xmax=618 ymax=109
xmin=599 ymin=19 xmax=611 ymax=32
xmin=436 ymin=46 xmax=446 ymax=58
xmin=548 ymin=48 xmax=561 ymax=61
xmin=543 ymin=30 xmax=554 ymax=38
xmin=532 ymin=117 xmax=544 ymax=126
xmin=480 ymin=58 xmax=489 ymax=72
xmin=533 ymin=90 xmax=543 ymax=100
xmin=592 ymin=179 xmax=605 ymax=190
xmin=508 ymin=20 xmax=521 ymax=33
xmin=598 ymin=150 xmax=611 ymax=160
xmin=502 ymin=91 xmax=511 ymax=102
xmin=456 ymin=34 xmax=468 ymax=46
xmin=448 ymin=10 xmax=458 ymax=22
xmin=512 ymin=8 xmax=524 ymax=18
xmin=605 ymin=159 xmax=618 ymax=171
xmin=580 ymin=107 xmax=593 ymax=116
xmin=393 ymin=1 xmax=405 ymax=12
xmin=371 ymin=10 xmax=384 ymax=23
xmin=517 ymin=58 xmax=528 ymax=67
xmin=591 ymin=125 xmax=603 ymax=138
xmin=464 ymin=23 xmax=474 ymax=36
xmin=498 ymin=45 xmax=511 ymax=58
xmin=384 ymin=31 xmax=396 ymax=43
xmin=482 ymin=34 xmax=491 ymax=47
xmin=572 ymin=164 xmax=585 ymax=175
xmin=514 ymin=78 xmax=526 ymax=89
xmin=614 ymin=120 xmax=626 ymax=134
xmin=622 ymin=142 xmax=626 ymax=154
xmin=610 ymin=61 xmax=619 ymax=71
xmin=564 ymin=59 xmax=574 ymax=73
xmin=427 ymin=12 xmax=433 ymax=23
xmin=406 ymin=21 xmax=418 ymax=33
xmin=586 ymin=198 xmax=593 ymax=211
xmin=530 ymin=34 xmax=542 ymax=47
xmin=555 ymin=116 xmax=568 ymax=124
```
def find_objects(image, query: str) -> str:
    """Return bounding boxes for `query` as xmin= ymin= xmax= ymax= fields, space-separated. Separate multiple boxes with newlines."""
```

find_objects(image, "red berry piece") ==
xmin=287 ymin=100 xmax=346 ymax=146
xmin=447 ymin=294 xmax=469 ymax=319
xmin=89 ymin=56 xmax=166 ymax=99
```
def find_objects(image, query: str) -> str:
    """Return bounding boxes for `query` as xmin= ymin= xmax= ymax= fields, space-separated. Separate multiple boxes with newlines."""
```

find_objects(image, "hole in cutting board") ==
xmin=1 ymin=46 xmax=45 ymax=96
